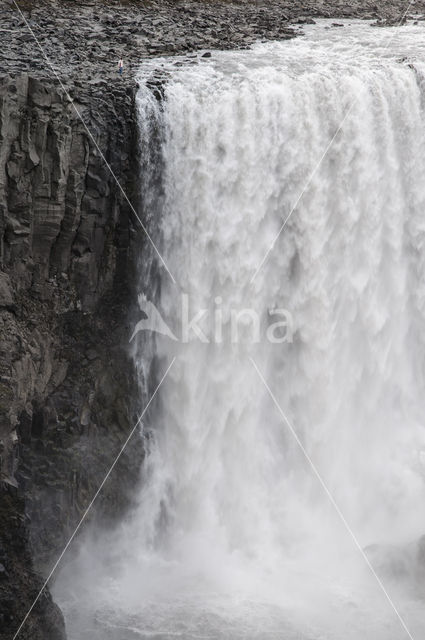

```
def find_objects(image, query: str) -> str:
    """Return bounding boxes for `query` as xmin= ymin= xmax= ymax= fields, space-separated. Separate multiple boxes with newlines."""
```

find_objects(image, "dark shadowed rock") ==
xmin=0 ymin=59 xmax=142 ymax=640
xmin=0 ymin=273 xmax=14 ymax=308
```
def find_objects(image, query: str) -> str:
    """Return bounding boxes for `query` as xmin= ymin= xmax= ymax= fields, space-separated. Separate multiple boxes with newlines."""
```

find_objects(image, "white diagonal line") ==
xmin=12 ymin=357 xmax=176 ymax=640
xmin=250 ymin=0 xmax=415 ymax=284
xmin=249 ymin=356 xmax=415 ymax=640
xmin=12 ymin=0 xmax=176 ymax=285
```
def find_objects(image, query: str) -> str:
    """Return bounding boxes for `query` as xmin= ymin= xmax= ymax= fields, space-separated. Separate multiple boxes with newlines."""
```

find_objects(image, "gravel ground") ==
xmin=2 ymin=0 xmax=425 ymax=85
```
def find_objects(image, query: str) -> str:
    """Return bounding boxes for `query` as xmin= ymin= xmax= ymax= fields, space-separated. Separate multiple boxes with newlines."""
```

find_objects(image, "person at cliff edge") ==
xmin=118 ymin=58 xmax=123 ymax=75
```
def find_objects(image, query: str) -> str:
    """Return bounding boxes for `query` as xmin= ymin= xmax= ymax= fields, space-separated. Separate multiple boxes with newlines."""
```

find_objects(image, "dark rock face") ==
xmin=0 ymin=70 xmax=143 ymax=639
xmin=0 ymin=486 xmax=65 ymax=639
xmin=1 ymin=0 xmax=425 ymax=638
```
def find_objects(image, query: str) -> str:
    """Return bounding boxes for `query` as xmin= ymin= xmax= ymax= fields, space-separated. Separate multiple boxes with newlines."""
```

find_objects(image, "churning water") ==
xmin=55 ymin=20 xmax=425 ymax=640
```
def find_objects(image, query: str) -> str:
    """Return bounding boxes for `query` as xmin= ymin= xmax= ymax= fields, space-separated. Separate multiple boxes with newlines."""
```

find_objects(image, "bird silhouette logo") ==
xmin=130 ymin=294 xmax=178 ymax=342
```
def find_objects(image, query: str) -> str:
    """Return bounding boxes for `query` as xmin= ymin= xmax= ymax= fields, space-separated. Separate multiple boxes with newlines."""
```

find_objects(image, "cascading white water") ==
xmin=55 ymin=21 xmax=425 ymax=640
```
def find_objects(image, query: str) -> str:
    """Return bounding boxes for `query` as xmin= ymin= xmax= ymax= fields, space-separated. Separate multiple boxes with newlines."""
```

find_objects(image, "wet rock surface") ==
xmin=1 ymin=1 xmax=425 ymax=639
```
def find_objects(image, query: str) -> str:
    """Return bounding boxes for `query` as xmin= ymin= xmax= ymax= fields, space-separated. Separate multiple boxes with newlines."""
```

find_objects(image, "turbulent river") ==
xmin=55 ymin=20 xmax=425 ymax=640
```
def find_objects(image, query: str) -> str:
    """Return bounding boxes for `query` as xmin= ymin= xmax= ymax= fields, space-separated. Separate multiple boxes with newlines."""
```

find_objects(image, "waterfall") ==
xmin=56 ymin=21 xmax=425 ymax=640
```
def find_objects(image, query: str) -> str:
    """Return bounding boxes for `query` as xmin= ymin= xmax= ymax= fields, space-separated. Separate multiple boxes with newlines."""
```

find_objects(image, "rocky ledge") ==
xmin=1 ymin=1 xmax=425 ymax=639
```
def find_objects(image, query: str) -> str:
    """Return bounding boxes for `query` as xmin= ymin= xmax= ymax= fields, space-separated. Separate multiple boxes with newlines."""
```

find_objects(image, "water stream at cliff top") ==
xmin=55 ymin=20 xmax=425 ymax=639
